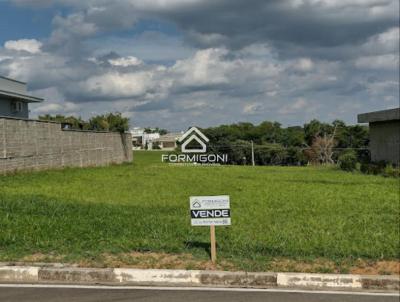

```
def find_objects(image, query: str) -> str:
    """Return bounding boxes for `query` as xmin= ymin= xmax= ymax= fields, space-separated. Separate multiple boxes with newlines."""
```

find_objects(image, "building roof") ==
xmin=130 ymin=128 xmax=144 ymax=137
xmin=0 ymin=89 xmax=43 ymax=103
xmin=358 ymin=108 xmax=400 ymax=123
xmin=0 ymin=76 xmax=43 ymax=103
xmin=156 ymin=133 xmax=182 ymax=142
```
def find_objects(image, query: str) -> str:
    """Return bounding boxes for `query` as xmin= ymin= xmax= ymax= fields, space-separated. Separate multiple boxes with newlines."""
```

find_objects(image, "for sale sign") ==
xmin=190 ymin=195 xmax=231 ymax=226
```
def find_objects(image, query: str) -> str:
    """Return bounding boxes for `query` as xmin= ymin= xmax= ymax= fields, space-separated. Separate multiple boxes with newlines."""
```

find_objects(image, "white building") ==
xmin=143 ymin=132 xmax=160 ymax=149
xmin=154 ymin=132 xmax=182 ymax=150
xmin=129 ymin=127 xmax=161 ymax=150
xmin=130 ymin=127 xmax=144 ymax=149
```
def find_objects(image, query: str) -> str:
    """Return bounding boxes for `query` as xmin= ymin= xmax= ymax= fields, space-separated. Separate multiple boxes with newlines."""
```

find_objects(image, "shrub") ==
xmin=360 ymin=161 xmax=399 ymax=178
xmin=383 ymin=165 xmax=400 ymax=178
xmin=355 ymin=149 xmax=371 ymax=164
xmin=254 ymin=144 xmax=288 ymax=166
xmin=338 ymin=150 xmax=357 ymax=171
xmin=287 ymin=147 xmax=308 ymax=166
xmin=360 ymin=162 xmax=381 ymax=175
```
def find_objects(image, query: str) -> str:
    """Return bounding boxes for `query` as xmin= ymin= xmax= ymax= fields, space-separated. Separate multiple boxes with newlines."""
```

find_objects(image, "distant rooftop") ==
xmin=358 ymin=108 xmax=400 ymax=123
xmin=157 ymin=132 xmax=182 ymax=142
xmin=0 ymin=76 xmax=43 ymax=103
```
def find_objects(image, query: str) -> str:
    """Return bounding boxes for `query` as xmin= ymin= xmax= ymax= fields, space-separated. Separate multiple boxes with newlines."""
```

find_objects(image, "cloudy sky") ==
xmin=0 ymin=0 xmax=398 ymax=130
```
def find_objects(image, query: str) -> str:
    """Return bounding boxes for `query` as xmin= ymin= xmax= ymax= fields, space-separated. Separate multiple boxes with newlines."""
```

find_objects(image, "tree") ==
xmin=89 ymin=115 xmax=110 ymax=131
xmin=347 ymin=125 xmax=369 ymax=148
xmin=38 ymin=114 xmax=88 ymax=130
xmin=281 ymin=126 xmax=305 ymax=147
xmin=144 ymin=127 xmax=168 ymax=135
xmin=199 ymin=119 xmax=368 ymax=166
xmin=258 ymin=121 xmax=282 ymax=144
xmin=303 ymin=119 xmax=333 ymax=146
xmin=89 ymin=112 xmax=129 ymax=133
xmin=40 ymin=112 xmax=129 ymax=133
xmin=332 ymin=120 xmax=349 ymax=148
xmin=306 ymin=125 xmax=337 ymax=164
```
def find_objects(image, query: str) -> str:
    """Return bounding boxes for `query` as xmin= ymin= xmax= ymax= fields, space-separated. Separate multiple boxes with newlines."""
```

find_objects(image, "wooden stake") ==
xmin=210 ymin=225 xmax=216 ymax=263
xmin=251 ymin=140 xmax=255 ymax=166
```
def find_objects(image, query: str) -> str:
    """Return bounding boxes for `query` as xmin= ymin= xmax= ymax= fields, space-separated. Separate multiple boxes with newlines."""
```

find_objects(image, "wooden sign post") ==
xmin=210 ymin=225 xmax=217 ymax=263
xmin=190 ymin=195 xmax=231 ymax=263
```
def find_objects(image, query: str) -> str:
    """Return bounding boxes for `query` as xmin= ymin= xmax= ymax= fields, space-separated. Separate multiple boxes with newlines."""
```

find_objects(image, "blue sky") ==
xmin=0 ymin=0 xmax=398 ymax=130
xmin=0 ymin=2 xmax=55 ymax=44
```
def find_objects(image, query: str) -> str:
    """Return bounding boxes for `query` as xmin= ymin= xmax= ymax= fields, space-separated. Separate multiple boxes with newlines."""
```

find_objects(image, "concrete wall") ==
xmin=0 ymin=117 xmax=132 ymax=174
xmin=0 ymin=98 xmax=29 ymax=118
xmin=369 ymin=120 xmax=400 ymax=165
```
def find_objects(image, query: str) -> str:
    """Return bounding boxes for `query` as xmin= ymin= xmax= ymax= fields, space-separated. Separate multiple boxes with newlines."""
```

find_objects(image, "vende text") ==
xmin=191 ymin=209 xmax=230 ymax=218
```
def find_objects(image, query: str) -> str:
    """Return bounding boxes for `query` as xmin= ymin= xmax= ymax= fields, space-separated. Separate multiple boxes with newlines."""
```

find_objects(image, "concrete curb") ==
xmin=0 ymin=265 xmax=398 ymax=292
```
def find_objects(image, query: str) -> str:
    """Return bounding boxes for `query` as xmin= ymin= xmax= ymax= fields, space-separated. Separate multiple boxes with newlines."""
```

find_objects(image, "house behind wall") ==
xmin=0 ymin=76 xmax=43 ymax=118
xmin=358 ymin=108 xmax=400 ymax=165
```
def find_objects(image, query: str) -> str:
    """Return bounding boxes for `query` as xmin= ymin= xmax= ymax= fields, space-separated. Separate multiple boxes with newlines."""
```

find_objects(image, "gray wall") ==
xmin=0 ymin=98 xmax=29 ymax=118
xmin=0 ymin=117 xmax=132 ymax=174
xmin=369 ymin=120 xmax=400 ymax=165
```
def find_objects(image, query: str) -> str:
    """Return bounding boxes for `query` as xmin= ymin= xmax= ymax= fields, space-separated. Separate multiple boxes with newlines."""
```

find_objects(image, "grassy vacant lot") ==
xmin=0 ymin=151 xmax=398 ymax=273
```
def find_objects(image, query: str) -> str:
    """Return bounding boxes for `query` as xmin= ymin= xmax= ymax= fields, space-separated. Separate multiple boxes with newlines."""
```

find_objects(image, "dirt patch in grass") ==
xmin=10 ymin=252 xmax=399 ymax=275
xmin=20 ymin=253 xmax=65 ymax=263
xmin=77 ymin=252 xmax=236 ymax=271
xmin=349 ymin=260 xmax=400 ymax=275
xmin=264 ymin=258 xmax=399 ymax=275
xmin=265 ymin=258 xmax=338 ymax=274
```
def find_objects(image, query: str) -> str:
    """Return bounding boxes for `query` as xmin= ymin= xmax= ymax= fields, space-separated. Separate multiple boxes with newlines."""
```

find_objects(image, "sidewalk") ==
xmin=0 ymin=264 xmax=398 ymax=292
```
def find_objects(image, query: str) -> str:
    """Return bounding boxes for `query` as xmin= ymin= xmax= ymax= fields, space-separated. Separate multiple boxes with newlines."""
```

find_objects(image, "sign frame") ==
xmin=190 ymin=195 xmax=231 ymax=226
xmin=189 ymin=195 xmax=231 ymax=263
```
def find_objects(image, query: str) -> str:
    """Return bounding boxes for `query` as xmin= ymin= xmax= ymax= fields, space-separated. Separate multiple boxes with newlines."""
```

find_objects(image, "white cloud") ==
xmin=52 ymin=12 xmax=97 ymax=38
xmin=0 ymin=56 xmax=12 ymax=62
xmin=171 ymin=48 xmax=233 ymax=87
xmin=278 ymin=98 xmax=309 ymax=114
xmin=75 ymin=71 xmax=155 ymax=99
xmin=361 ymin=27 xmax=399 ymax=56
xmin=243 ymin=103 xmax=263 ymax=115
xmin=108 ymin=56 xmax=142 ymax=67
xmin=131 ymin=0 xmax=204 ymax=10
xmin=4 ymin=39 xmax=42 ymax=54
xmin=48 ymin=12 xmax=98 ymax=51
xmin=3 ymin=53 xmax=83 ymax=87
xmin=186 ymin=31 xmax=228 ymax=47
xmin=289 ymin=0 xmax=397 ymax=19
xmin=32 ymin=102 xmax=80 ymax=114
xmin=239 ymin=43 xmax=274 ymax=57
xmin=292 ymin=58 xmax=314 ymax=71
xmin=355 ymin=54 xmax=398 ymax=70
xmin=298 ymin=0 xmax=392 ymax=8
xmin=89 ymin=31 xmax=195 ymax=62
xmin=365 ymin=80 xmax=399 ymax=96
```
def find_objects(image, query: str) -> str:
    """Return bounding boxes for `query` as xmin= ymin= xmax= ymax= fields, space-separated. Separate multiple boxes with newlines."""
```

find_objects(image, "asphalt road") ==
xmin=0 ymin=286 xmax=398 ymax=302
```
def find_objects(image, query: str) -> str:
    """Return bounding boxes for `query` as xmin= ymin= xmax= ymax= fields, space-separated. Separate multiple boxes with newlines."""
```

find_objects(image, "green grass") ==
xmin=0 ymin=151 xmax=398 ymax=271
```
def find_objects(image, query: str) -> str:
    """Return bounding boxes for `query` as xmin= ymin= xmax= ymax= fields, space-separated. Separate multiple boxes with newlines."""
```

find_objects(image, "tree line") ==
xmin=39 ymin=112 xmax=370 ymax=165
xmin=199 ymin=120 xmax=369 ymax=166
xmin=38 ymin=113 xmax=129 ymax=133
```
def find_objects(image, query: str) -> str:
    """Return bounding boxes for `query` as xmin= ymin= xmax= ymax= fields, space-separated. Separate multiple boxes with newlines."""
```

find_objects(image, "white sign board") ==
xmin=190 ymin=195 xmax=231 ymax=226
